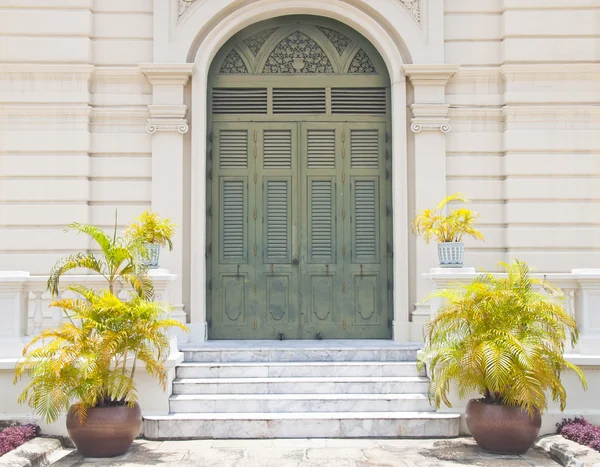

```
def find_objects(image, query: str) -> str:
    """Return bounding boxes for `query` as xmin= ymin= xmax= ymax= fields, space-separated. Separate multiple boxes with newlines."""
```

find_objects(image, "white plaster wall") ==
xmin=0 ymin=0 xmax=153 ymax=275
xmin=444 ymin=0 xmax=600 ymax=274
xmin=0 ymin=0 xmax=597 ymax=317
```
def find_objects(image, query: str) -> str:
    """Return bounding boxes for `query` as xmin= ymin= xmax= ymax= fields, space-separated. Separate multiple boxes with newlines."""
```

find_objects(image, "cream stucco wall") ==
xmin=2 ymin=0 xmax=599 ymax=331
xmin=1 ymin=0 xmax=600 ymax=435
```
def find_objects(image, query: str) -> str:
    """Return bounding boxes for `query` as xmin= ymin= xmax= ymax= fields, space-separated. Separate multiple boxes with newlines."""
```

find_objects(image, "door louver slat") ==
xmin=351 ymin=129 xmax=379 ymax=169
xmin=307 ymin=129 xmax=335 ymax=169
xmin=273 ymin=88 xmax=326 ymax=114
xmin=266 ymin=180 xmax=290 ymax=261
xmin=222 ymin=180 xmax=246 ymax=261
xmin=219 ymin=130 xmax=248 ymax=169
xmin=263 ymin=130 xmax=292 ymax=169
xmin=310 ymin=180 xmax=334 ymax=260
xmin=212 ymin=88 xmax=268 ymax=114
xmin=331 ymin=88 xmax=387 ymax=115
xmin=354 ymin=180 xmax=377 ymax=260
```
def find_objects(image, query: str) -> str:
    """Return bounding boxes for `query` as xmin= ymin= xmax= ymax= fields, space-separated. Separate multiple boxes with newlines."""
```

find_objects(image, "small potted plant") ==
xmin=411 ymin=193 xmax=484 ymax=267
xmin=15 ymin=287 xmax=187 ymax=458
xmin=418 ymin=260 xmax=587 ymax=454
xmin=125 ymin=211 xmax=176 ymax=269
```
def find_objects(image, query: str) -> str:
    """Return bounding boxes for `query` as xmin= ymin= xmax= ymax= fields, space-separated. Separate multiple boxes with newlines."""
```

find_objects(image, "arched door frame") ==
xmin=187 ymin=0 xmax=411 ymax=342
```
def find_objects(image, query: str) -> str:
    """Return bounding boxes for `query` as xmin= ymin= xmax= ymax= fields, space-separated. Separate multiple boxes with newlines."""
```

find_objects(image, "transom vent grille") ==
xmin=212 ymin=88 xmax=267 ymax=114
xmin=273 ymin=88 xmax=326 ymax=114
xmin=331 ymin=88 xmax=387 ymax=115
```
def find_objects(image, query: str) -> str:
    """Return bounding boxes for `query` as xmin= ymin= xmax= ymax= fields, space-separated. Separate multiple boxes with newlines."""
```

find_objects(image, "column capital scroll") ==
xmin=146 ymin=104 xmax=189 ymax=134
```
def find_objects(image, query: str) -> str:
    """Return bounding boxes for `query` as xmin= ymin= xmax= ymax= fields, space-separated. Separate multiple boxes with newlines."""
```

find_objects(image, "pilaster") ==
xmin=403 ymin=64 xmax=459 ymax=341
xmin=139 ymin=63 xmax=194 ymax=341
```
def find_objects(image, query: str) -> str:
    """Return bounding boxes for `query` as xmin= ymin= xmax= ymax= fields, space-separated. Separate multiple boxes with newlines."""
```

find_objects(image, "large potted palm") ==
xmin=15 ymin=287 xmax=186 ymax=457
xmin=15 ymin=214 xmax=187 ymax=457
xmin=411 ymin=193 xmax=484 ymax=267
xmin=418 ymin=260 xmax=587 ymax=454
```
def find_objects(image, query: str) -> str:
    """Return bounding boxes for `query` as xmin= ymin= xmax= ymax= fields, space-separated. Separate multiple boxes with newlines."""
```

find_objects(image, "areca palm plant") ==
xmin=47 ymin=218 xmax=152 ymax=299
xmin=411 ymin=192 xmax=484 ymax=243
xmin=14 ymin=286 xmax=188 ymax=423
xmin=418 ymin=260 xmax=587 ymax=417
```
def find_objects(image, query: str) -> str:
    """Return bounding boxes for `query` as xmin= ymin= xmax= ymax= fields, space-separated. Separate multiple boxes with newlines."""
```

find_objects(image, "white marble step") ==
xmin=172 ymin=376 xmax=429 ymax=395
xmin=180 ymin=340 xmax=421 ymax=363
xmin=144 ymin=412 xmax=460 ymax=439
xmin=170 ymin=393 xmax=433 ymax=413
xmin=176 ymin=361 xmax=425 ymax=379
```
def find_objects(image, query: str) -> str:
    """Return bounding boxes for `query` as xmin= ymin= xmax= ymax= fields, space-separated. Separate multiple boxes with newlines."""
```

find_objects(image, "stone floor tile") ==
xmin=306 ymin=447 xmax=366 ymax=460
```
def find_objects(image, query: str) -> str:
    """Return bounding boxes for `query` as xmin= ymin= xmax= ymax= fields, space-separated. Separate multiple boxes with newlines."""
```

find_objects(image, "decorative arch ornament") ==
xmin=220 ymin=49 xmax=249 ymax=73
xmin=262 ymin=31 xmax=334 ymax=74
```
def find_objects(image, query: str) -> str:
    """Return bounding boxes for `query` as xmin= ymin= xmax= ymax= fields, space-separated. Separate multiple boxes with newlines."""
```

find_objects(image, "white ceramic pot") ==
xmin=145 ymin=244 xmax=161 ymax=269
xmin=438 ymin=242 xmax=464 ymax=267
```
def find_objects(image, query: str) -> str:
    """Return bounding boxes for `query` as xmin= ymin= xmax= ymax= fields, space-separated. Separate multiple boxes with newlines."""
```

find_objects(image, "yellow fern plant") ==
xmin=125 ymin=211 xmax=176 ymax=251
xmin=14 ymin=286 xmax=188 ymax=424
xmin=418 ymin=260 xmax=587 ymax=417
xmin=411 ymin=193 xmax=484 ymax=244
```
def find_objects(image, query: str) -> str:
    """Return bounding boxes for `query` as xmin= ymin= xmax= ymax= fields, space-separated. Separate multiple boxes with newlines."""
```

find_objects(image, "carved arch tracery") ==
xmin=213 ymin=22 xmax=384 ymax=76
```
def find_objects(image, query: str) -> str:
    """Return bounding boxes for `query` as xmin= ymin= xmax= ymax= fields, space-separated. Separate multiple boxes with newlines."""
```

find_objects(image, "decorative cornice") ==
xmin=403 ymin=64 xmax=460 ymax=87
xmin=410 ymin=103 xmax=451 ymax=133
xmin=146 ymin=104 xmax=189 ymax=134
xmin=138 ymin=63 xmax=195 ymax=86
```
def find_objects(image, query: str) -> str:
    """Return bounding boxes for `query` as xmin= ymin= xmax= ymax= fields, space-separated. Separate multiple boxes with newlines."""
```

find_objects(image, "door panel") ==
xmin=255 ymin=123 xmax=300 ymax=339
xmin=209 ymin=121 xmax=391 ymax=339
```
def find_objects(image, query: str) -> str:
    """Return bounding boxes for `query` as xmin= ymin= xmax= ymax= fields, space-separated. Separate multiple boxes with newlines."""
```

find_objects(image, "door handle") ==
xmin=291 ymin=258 xmax=299 ymax=266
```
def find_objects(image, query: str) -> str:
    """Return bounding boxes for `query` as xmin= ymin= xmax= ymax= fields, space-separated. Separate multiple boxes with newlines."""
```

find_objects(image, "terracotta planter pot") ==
xmin=466 ymin=399 xmax=541 ymax=455
xmin=66 ymin=403 xmax=141 ymax=458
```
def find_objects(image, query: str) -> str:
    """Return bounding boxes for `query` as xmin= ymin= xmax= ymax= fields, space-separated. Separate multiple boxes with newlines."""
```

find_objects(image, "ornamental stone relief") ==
xmin=263 ymin=31 xmax=334 ymax=74
xmin=220 ymin=49 xmax=249 ymax=74
xmin=348 ymin=49 xmax=377 ymax=74
xmin=243 ymin=28 xmax=280 ymax=56
xmin=401 ymin=0 xmax=420 ymax=23
xmin=316 ymin=26 xmax=352 ymax=55
xmin=178 ymin=0 xmax=196 ymax=17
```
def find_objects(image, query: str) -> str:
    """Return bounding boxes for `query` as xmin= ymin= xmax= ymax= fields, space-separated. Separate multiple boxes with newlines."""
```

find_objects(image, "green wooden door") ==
xmin=210 ymin=121 xmax=391 ymax=339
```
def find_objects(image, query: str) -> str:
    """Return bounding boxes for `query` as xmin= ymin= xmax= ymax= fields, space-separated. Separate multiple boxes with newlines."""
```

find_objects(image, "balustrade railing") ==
xmin=423 ymin=268 xmax=600 ymax=355
xmin=0 ymin=270 xmax=176 ymax=359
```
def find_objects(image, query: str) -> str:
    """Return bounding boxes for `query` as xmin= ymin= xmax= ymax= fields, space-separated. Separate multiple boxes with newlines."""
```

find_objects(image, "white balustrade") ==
xmin=0 ymin=270 xmax=177 ymax=359
xmin=423 ymin=268 xmax=600 ymax=355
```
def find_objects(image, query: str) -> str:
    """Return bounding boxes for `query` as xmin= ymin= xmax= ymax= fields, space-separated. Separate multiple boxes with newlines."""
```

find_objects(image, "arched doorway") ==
xmin=206 ymin=16 xmax=393 ymax=340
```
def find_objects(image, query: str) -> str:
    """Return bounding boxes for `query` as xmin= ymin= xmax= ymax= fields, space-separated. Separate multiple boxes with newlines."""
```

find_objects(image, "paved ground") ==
xmin=52 ymin=438 xmax=560 ymax=466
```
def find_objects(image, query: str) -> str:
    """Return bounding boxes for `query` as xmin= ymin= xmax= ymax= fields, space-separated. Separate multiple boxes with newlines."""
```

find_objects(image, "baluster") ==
xmin=52 ymin=291 xmax=63 ymax=328
xmin=563 ymin=288 xmax=575 ymax=316
xmin=32 ymin=291 xmax=44 ymax=335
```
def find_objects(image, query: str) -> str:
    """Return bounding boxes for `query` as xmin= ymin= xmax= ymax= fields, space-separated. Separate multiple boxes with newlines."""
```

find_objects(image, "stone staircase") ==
xmin=144 ymin=341 xmax=460 ymax=439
